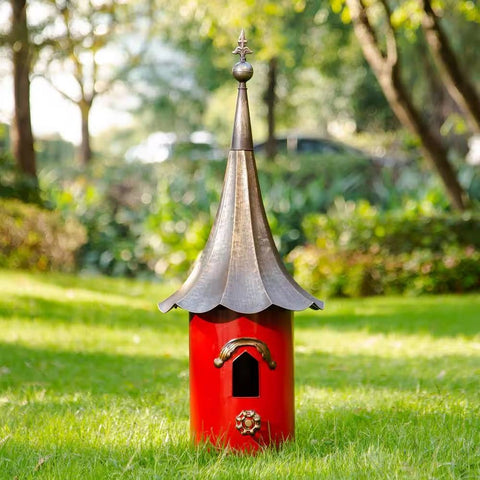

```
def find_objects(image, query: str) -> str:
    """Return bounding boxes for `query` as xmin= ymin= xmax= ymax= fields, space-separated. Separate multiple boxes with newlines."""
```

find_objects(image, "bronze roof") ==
xmin=158 ymin=30 xmax=324 ymax=314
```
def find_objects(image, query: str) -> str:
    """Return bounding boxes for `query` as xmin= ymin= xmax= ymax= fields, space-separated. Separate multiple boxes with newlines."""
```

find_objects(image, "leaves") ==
xmin=290 ymin=199 xmax=480 ymax=297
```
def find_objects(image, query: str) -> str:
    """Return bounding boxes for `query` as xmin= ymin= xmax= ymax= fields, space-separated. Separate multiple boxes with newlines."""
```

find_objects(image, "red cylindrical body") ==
xmin=189 ymin=306 xmax=294 ymax=451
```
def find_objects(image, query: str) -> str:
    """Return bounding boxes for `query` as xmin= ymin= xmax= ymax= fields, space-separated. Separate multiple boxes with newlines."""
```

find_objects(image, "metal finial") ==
xmin=232 ymin=29 xmax=253 ymax=62
xmin=232 ymin=29 xmax=254 ymax=82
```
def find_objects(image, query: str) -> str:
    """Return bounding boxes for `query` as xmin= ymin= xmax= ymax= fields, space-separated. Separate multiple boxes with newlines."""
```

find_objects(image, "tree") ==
xmin=344 ymin=0 xmax=468 ymax=210
xmin=39 ymin=0 xmax=118 ymax=165
xmin=8 ymin=0 xmax=36 ymax=180
xmin=264 ymin=57 xmax=278 ymax=158
xmin=40 ymin=0 xmax=150 ymax=166
xmin=420 ymin=0 xmax=480 ymax=133
xmin=155 ymin=0 xmax=320 ymax=159
xmin=122 ymin=41 xmax=206 ymax=136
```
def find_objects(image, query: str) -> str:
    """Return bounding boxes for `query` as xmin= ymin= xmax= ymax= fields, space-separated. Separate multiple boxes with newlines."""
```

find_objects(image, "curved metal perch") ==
xmin=214 ymin=337 xmax=277 ymax=370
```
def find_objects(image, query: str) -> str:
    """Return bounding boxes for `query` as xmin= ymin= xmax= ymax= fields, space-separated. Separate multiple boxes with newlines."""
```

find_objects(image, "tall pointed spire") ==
xmin=231 ymin=29 xmax=254 ymax=151
xmin=158 ymin=30 xmax=323 ymax=314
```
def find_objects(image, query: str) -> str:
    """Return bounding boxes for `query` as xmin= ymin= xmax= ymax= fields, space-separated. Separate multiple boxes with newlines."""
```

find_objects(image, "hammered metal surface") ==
xmin=158 ymin=30 xmax=323 ymax=315
xmin=231 ymin=85 xmax=253 ymax=151
xmin=158 ymin=148 xmax=323 ymax=314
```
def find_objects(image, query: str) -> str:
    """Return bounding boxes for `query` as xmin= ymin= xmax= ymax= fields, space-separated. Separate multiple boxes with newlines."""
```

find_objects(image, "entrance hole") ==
xmin=232 ymin=351 xmax=259 ymax=397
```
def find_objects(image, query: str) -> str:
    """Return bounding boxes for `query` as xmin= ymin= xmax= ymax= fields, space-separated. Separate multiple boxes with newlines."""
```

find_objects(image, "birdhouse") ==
xmin=158 ymin=30 xmax=323 ymax=451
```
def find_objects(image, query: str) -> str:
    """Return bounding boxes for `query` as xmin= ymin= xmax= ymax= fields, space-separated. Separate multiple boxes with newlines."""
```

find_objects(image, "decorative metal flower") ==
xmin=235 ymin=410 xmax=261 ymax=435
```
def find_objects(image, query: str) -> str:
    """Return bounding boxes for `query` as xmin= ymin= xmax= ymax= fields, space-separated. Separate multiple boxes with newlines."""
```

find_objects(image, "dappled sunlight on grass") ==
xmin=1 ymin=269 xmax=180 ymax=310
xmin=0 ymin=269 xmax=479 ymax=478
xmin=295 ymin=327 xmax=480 ymax=358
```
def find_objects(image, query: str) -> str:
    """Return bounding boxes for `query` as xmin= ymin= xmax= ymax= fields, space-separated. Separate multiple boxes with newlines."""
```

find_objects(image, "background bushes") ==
xmin=39 ymin=151 xmax=429 ymax=279
xmin=0 ymin=199 xmax=87 ymax=271
xmin=0 ymin=152 xmax=41 ymax=205
xmin=289 ymin=199 xmax=480 ymax=297
xmin=3 ymin=146 xmax=480 ymax=299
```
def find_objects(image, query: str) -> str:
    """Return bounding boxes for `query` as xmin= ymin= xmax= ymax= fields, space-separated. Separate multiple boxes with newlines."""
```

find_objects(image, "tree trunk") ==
xmin=420 ymin=40 xmax=464 ymax=152
xmin=10 ymin=0 xmax=36 ymax=179
xmin=421 ymin=0 xmax=480 ymax=133
xmin=346 ymin=0 xmax=467 ymax=211
xmin=264 ymin=57 xmax=277 ymax=160
xmin=419 ymin=41 xmax=449 ymax=132
xmin=79 ymin=100 xmax=92 ymax=166
xmin=388 ymin=69 xmax=466 ymax=210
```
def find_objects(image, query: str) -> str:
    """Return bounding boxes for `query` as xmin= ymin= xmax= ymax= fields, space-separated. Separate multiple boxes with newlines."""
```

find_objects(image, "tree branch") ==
xmin=378 ymin=0 xmax=398 ymax=67
xmin=420 ymin=0 xmax=480 ymax=133
xmin=346 ymin=0 xmax=467 ymax=210
xmin=346 ymin=0 xmax=388 ymax=77
xmin=41 ymin=74 xmax=78 ymax=104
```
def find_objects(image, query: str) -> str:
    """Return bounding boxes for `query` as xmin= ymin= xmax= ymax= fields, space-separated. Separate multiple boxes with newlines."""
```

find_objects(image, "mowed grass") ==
xmin=0 ymin=269 xmax=479 ymax=479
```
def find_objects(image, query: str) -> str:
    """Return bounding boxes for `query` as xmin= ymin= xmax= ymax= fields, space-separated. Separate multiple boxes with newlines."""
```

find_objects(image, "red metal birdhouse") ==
xmin=158 ymin=30 xmax=323 ymax=452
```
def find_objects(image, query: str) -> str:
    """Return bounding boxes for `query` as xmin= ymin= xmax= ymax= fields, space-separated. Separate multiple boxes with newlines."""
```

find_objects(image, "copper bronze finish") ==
xmin=231 ymin=85 xmax=253 ymax=150
xmin=158 ymin=29 xmax=323 ymax=315
xmin=235 ymin=410 xmax=261 ymax=435
xmin=232 ymin=29 xmax=254 ymax=150
xmin=232 ymin=29 xmax=253 ymax=63
xmin=214 ymin=337 xmax=277 ymax=369
xmin=158 ymin=149 xmax=323 ymax=314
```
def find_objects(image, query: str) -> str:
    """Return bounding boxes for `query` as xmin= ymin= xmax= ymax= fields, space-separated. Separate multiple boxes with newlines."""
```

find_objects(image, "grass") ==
xmin=0 ymin=269 xmax=479 ymax=479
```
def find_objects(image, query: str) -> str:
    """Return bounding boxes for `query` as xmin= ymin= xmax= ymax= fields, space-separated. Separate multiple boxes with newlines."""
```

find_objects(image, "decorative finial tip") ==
xmin=232 ymin=29 xmax=253 ymax=82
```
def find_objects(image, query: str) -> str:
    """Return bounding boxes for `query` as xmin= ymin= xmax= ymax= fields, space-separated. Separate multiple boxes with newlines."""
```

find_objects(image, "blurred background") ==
xmin=1 ymin=0 xmax=480 ymax=298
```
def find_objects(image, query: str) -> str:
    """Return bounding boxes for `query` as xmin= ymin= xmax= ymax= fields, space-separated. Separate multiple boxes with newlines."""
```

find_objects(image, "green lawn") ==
xmin=0 ymin=269 xmax=479 ymax=479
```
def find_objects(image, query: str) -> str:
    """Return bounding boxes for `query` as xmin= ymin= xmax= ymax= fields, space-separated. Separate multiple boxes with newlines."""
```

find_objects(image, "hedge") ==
xmin=288 ymin=200 xmax=480 ymax=297
xmin=0 ymin=199 xmax=87 ymax=271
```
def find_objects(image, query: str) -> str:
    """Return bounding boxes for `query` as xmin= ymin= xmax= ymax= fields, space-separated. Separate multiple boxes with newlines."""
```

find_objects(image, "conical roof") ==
xmin=158 ymin=30 xmax=323 ymax=315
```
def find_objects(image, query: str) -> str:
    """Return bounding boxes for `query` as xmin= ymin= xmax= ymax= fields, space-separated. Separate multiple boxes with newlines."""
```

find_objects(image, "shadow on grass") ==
xmin=1 ymin=340 xmax=478 ymax=402
xmin=3 ymin=270 xmax=479 ymax=338
xmin=0 ymin=342 xmax=188 ymax=398
xmin=297 ymin=295 xmax=480 ymax=338
xmin=0 ymin=293 xmax=187 ymax=332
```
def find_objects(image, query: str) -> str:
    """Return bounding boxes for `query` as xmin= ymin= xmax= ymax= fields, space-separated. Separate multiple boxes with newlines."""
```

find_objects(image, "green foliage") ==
xmin=41 ymin=155 xmax=223 ymax=279
xmin=40 ymin=149 xmax=434 ymax=280
xmin=289 ymin=199 xmax=480 ymax=297
xmin=306 ymin=4 xmax=397 ymax=132
xmin=36 ymin=137 xmax=76 ymax=166
xmin=258 ymin=152 xmax=422 ymax=254
xmin=144 ymin=158 xmax=225 ymax=278
xmin=0 ymin=199 xmax=86 ymax=271
xmin=156 ymin=0 xmax=397 ymax=138
xmin=145 ymin=151 xmax=431 ymax=279
xmin=0 ymin=152 xmax=41 ymax=205
xmin=0 ymin=270 xmax=479 ymax=478
xmin=42 ymin=159 xmax=158 ymax=277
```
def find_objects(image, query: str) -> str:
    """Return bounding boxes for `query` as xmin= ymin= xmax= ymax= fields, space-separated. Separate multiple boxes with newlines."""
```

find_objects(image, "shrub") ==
xmin=0 ymin=152 xmax=41 ymax=205
xmin=288 ymin=199 xmax=480 ymax=297
xmin=0 ymin=199 xmax=87 ymax=271
xmin=143 ymin=152 xmax=432 ymax=279
xmin=41 ymin=150 xmax=432 ymax=280
xmin=42 ymin=159 xmax=158 ymax=278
